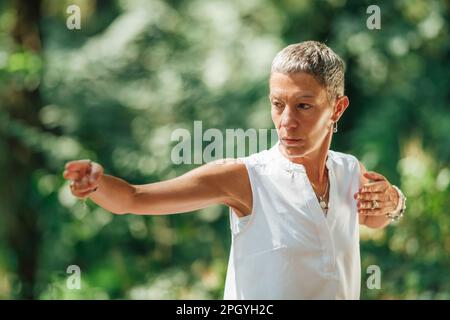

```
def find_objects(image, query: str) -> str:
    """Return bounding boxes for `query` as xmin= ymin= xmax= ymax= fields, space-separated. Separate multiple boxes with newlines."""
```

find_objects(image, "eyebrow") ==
xmin=269 ymin=93 xmax=316 ymax=100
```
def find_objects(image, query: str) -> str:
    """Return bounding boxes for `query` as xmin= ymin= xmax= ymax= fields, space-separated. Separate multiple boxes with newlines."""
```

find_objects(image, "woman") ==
xmin=63 ymin=41 xmax=406 ymax=299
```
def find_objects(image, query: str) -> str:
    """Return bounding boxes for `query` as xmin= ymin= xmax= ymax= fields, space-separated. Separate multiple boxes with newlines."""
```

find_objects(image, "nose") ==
xmin=280 ymin=106 xmax=298 ymax=130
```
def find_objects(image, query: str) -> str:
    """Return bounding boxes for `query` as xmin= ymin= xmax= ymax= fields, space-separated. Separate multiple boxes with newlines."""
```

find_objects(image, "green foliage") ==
xmin=0 ymin=0 xmax=449 ymax=299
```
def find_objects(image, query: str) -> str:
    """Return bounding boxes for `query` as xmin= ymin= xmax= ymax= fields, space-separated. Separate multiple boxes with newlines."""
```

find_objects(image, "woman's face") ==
xmin=269 ymin=71 xmax=347 ymax=159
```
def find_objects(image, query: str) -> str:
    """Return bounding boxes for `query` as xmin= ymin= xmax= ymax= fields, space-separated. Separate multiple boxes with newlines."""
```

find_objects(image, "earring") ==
xmin=333 ymin=121 xmax=338 ymax=133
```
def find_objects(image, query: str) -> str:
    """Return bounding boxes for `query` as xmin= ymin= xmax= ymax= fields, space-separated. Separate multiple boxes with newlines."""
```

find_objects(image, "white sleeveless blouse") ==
xmin=224 ymin=141 xmax=361 ymax=299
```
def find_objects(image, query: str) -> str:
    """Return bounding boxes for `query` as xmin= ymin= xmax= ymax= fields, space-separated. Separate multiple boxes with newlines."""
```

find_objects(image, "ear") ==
xmin=331 ymin=96 xmax=349 ymax=122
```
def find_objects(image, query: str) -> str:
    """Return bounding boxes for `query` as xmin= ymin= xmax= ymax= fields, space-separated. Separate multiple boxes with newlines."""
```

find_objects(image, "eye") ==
xmin=297 ymin=103 xmax=312 ymax=110
xmin=272 ymin=102 xmax=284 ymax=109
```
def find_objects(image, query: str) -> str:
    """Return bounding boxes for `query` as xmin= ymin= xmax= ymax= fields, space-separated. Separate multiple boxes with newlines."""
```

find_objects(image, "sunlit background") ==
xmin=0 ymin=0 xmax=449 ymax=299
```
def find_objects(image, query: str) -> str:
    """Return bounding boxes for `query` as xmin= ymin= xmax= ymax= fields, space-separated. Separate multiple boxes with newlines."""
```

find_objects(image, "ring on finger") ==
xmin=371 ymin=200 xmax=380 ymax=210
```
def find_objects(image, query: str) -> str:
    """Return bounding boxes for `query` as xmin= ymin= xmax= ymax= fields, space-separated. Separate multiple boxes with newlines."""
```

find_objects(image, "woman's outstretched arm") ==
xmin=63 ymin=159 xmax=252 ymax=216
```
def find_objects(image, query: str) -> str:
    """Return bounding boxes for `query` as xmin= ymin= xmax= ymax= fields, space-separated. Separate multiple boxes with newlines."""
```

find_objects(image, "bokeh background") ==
xmin=0 ymin=0 xmax=449 ymax=299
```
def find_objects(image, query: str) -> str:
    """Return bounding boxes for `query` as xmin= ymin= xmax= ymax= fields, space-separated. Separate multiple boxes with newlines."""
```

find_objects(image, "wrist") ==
xmin=386 ymin=185 xmax=406 ymax=222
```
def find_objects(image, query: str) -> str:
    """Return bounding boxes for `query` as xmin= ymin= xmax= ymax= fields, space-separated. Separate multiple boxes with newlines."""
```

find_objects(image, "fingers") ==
xmin=354 ymin=185 xmax=396 ymax=215
xmin=71 ymin=187 xmax=96 ymax=199
xmin=63 ymin=160 xmax=100 ymax=183
xmin=358 ymin=205 xmax=396 ymax=216
xmin=354 ymin=192 xmax=390 ymax=202
xmin=356 ymin=171 xmax=396 ymax=216
xmin=70 ymin=180 xmax=98 ymax=195
xmin=65 ymin=160 xmax=103 ymax=199
xmin=65 ymin=159 xmax=92 ymax=176
xmin=89 ymin=163 xmax=103 ymax=183
xmin=358 ymin=208 xmax=385 ymax=216
xmin=357 ymin=200 xmax=396 ymax=211
xmin=363 ymin=171 xmax=386 ymax=182
xmin=65 ymin=159 xmax=91 ymax=170
xmin=75 ymin=163 xmax=103 ymax=192
xmin=63 ymin=170 xmax=81 ymax=180
xmin=359 ymin=181 xmax=390 ymax=193
xmin=71 ymin=176 xmax=96 ymax=193
xmin=356 ymin=195 xmax=396 ymax=215
xmin=73 ymin=176 xmax=90 ymax=192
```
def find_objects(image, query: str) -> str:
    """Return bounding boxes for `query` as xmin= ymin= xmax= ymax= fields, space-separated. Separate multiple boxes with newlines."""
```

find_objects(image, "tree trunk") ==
xmin=1 ymin=0 xmax=43 ymax=299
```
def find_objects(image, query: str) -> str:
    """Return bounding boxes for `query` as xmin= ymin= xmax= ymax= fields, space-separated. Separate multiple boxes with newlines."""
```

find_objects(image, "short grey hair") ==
xmin=271 ymin=41 xmax=345 ymax=101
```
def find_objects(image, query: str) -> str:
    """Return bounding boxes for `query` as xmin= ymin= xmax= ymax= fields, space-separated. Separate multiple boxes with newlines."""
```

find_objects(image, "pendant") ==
xmin=319 ymin=199 xmax=327 ymax=209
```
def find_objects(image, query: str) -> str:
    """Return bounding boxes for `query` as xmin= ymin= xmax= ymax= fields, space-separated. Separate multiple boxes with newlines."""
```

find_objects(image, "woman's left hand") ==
xmin=354 ymin=171 xmax=399 ymax=216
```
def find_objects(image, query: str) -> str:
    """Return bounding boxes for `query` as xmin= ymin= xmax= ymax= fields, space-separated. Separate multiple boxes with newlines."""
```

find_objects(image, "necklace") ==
xmin=281 ymin=151 xmax=330 ymax=210
xmin=310 ymin=175 xmax=329 ymax=210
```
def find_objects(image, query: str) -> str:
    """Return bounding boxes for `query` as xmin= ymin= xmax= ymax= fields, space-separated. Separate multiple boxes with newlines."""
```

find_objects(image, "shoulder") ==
xmin=186 ymin=158 xmax=250 ymax=198
xmin=200 ymin=158 xmax=253 ymax=193
xmin=200 ymin=158 xmax=248 ymax=179
xmin=179 ymin=158 xmax=248 ymax=190
xmin=329 ymin=150 xmax=367 ymax=186
xmin=222 ymin=148 xmax=276 ymax=177
xmin=328 ymin=150 xmax=360 ymax=171
xmin=203 ymin=145 xmax=274 ymax=180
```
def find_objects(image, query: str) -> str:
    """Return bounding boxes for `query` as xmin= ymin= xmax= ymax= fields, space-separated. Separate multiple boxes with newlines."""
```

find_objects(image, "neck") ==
xmin=279 ymin=130 xmax=332 ymax=184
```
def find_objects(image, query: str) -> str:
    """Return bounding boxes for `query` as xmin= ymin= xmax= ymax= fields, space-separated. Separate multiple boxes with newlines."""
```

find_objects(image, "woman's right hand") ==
xmin=63 ymin=159 xmax=104 ymax=199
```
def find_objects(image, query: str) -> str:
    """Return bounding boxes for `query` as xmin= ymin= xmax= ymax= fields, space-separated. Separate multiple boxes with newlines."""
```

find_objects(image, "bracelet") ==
xmin=386 ymin=185 xmax=406 ymax=222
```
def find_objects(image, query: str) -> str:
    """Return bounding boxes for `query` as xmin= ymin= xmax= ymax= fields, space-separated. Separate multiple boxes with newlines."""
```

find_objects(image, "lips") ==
xmin=281 ymin=137 xmax=303 ymax=145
